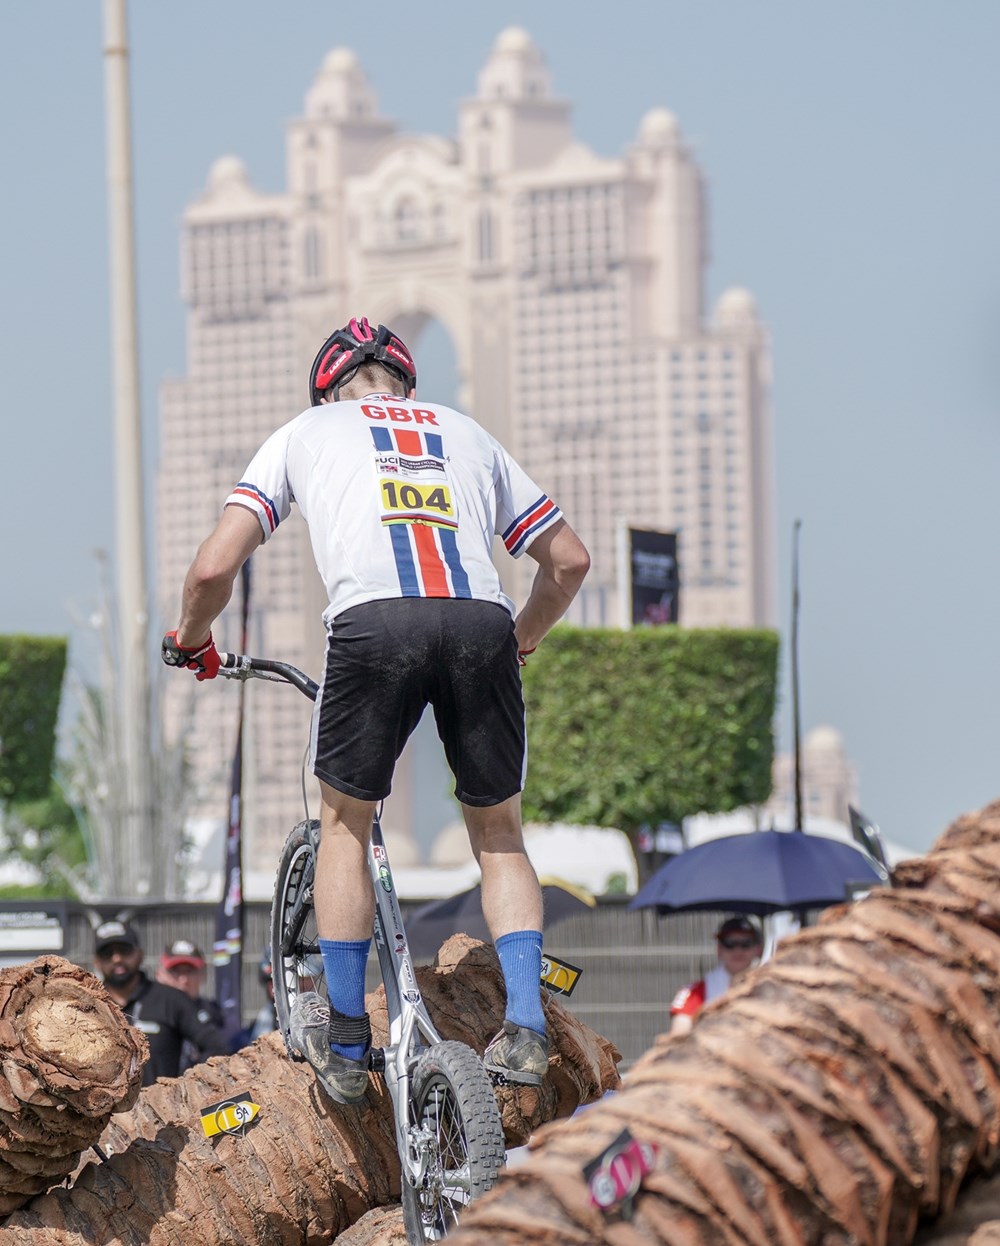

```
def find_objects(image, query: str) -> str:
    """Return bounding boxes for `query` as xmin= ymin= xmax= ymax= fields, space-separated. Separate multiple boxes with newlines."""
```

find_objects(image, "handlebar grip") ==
xmin=212 ymin=653 xmax=319 ymax=701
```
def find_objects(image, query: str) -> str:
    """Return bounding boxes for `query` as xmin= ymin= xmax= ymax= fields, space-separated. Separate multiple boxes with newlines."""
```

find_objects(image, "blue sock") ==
xmin=495 ymin=929 xmax=546 ymax=1036
xmin=319 ymin=937 xmax=371 ymax=1060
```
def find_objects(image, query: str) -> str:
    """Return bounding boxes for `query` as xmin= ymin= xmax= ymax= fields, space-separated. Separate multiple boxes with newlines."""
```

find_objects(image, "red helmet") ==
xmin=308 ymin=316 xmax=416 ymax=405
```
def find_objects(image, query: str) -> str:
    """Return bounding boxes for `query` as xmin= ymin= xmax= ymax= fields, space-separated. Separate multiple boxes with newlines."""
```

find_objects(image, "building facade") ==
xmin=767 ymin=727 xmax=860 ymax=828
xmin=157 ymin=28 xmax=776 ymax=881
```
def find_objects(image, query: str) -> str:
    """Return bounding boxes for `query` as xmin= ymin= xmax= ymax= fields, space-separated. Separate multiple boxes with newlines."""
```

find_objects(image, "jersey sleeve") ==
xmin=224 ymin=422 xmax=295 ymax=542
xmin=494 ymin=445 xmax=563 ymax=558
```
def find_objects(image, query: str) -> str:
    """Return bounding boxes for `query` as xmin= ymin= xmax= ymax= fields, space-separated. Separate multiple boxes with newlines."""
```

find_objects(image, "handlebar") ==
xmin=217 ymin=653 xmax=319 ymax=703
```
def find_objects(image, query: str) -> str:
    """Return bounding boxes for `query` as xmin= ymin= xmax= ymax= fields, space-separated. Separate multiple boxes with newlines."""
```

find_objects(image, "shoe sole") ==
xmin=482 ymin=1058 xmax=546 ymax=1087
xmin=290 ymin=1028 xmax=369 ymax=1105
xmin=316 ymin=1072 xmax=368 ymax=1106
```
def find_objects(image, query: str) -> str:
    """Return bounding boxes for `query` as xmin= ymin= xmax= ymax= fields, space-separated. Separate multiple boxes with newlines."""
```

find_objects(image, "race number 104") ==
xmin=380 ymin=480 xmax=453 ymax=517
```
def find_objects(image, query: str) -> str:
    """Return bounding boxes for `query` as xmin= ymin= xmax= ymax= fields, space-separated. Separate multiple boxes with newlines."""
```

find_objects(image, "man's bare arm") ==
xmin=175 ymin=505 xmax=264 ymax=645
xmin=514 ymin=519 xmax=590 ymax=654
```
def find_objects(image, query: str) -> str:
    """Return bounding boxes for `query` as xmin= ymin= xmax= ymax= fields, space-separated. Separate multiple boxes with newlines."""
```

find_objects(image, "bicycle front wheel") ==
xmin=270 ymin=818 xmax=327 ymax=1053
xmin=401 ymin=1040 xmax=505 ymax=1243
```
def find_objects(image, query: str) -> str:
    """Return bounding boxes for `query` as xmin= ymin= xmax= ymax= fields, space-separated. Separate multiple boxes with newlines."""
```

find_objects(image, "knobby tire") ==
xmin=401 ymin=1040 xmax=505 ymax=1242
xmin=271 ymin=818 xmax=325 ymax=1050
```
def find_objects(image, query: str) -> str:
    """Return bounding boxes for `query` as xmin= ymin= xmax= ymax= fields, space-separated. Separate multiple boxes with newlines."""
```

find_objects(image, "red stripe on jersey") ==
xmin=504 ymin=498 xmax=555 ymax=551
xmin=232 ymin=488 xmax=276 ymax=531
xmin=411 ymin=524 xmax=450 ymax=597
xmin=393 ymin=429 xmax=422 ymax=456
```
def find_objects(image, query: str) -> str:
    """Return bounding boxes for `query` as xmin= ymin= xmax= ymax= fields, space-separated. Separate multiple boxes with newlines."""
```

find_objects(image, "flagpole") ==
xmin=103 ymin=0 xmax=153 ymax=896
xmin=791 ymin=520 xmax=804 ymax=832
xmin=214 ymin=561 xmax=251 ymax=1043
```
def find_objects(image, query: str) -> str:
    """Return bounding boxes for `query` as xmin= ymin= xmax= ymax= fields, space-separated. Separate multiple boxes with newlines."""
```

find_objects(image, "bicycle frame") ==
xmin=368 ymin=815 xmax=447 ymax=1188
xmin=219 ymin=653 xmax=450 ymax=1191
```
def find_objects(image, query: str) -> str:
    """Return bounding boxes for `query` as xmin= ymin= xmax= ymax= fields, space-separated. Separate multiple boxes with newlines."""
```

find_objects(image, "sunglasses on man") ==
xmin=719 ymin=937 xmax=757 ymax=950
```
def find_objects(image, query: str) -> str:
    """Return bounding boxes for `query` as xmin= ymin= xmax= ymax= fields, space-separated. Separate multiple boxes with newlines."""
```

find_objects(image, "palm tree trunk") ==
xmin=439 ymin=800 xmax=1000 ymax=1246
xmin=0 ymin=956 xmax=146 ymax=1216
xmin=0 ymin=936 xmax=620 ymax=1244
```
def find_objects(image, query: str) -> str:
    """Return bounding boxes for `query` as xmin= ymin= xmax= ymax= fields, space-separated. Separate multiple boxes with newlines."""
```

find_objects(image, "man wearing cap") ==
xmin=669 ymin=916 xmax=763 ymax=1036
xmin=156 ymin=940 xmax=227 ymax=1070
xmin=93 ymin=921 xmax=229 ymax=1084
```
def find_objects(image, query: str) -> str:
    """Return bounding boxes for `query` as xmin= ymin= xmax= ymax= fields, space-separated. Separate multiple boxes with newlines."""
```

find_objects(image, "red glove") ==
xmin=517 ymin=647 xmax=536 ymax=668
xmin=161 ymin=632 xmax=221 ymax=681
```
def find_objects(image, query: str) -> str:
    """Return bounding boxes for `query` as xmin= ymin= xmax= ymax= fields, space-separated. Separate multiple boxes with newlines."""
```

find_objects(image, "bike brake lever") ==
xmin=217 ymin=653 xmax=253 ymax=679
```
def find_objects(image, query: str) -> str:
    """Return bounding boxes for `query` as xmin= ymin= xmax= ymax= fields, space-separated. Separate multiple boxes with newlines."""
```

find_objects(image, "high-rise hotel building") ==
xmin=158 ymin=28 xmax=775 ymax=875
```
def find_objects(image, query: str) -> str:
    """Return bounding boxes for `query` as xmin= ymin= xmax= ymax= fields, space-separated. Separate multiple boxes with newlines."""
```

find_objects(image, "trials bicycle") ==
xmin=217 ymin=652 xmax=506 ymax=1243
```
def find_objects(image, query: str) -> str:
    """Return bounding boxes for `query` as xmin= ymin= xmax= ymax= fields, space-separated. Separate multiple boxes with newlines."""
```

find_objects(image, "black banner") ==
xmin=629 ymin=528 xmax=679 ymax=625
xmin=213 ymin=560 xmax=251 ymax=1043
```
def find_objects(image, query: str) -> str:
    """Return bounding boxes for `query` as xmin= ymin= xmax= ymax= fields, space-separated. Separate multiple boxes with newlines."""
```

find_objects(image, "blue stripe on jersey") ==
xmin=389 ymin=525 xmax=420 ymax=596
xmin=371 ymin=427 xmax=394 ymax=451
xmin=438 ymin=529 xmax=472 ymax=598
xmin=233 ymin=482 xmax=280 ymax=531
xmin=509 ymin=505 xmax=562 ymax=556
xmin=502 ymin=495 xmax=546 ymax=543
xmin=425 ymin=432 xmax=444 ymax=459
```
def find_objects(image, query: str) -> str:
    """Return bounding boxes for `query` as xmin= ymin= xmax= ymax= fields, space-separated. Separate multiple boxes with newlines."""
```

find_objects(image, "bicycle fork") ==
xmin=367 ymin=817 xmax=443 ymax=1191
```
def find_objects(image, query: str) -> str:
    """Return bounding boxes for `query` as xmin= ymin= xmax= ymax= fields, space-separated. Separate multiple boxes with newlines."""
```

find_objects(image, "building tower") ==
xmin=157 ymin=29 xmax=776 ymax=882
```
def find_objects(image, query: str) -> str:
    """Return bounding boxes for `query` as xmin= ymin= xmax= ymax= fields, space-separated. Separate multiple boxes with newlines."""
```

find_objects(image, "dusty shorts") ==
xmin=310 ymin=598 xmax=526 ymax=807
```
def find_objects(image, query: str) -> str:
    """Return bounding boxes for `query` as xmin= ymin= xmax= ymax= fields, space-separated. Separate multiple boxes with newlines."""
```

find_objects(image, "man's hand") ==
xmin=161 ymin=632 xmax=221 ymax=681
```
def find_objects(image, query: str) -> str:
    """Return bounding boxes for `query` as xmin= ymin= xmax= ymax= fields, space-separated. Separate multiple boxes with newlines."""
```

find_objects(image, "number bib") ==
xmin=374 ymin=443 xmax=458 ymax=531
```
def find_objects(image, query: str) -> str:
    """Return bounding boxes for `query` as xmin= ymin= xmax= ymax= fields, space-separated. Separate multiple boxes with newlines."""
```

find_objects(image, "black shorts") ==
xmin=310 ymin=598 xmax=526 ymax=807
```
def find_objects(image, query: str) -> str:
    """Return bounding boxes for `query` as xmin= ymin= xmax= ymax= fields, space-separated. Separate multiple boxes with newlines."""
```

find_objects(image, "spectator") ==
xmin=156 ymin=939 xmax=227 ymax=1071
xmin=93 ymin=920 xmax=229 ymax=1084
xmin=669 ymin=916 xmax=763 ymax=1036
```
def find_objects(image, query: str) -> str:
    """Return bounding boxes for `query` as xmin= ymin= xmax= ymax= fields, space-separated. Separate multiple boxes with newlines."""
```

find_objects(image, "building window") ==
xmin=395 ymin=197 xmax=420 ymax=243
xmin=303 ymin=227 xmax=323 ymax=281
xmin=478 ymin=210 xmax=494 ymax=263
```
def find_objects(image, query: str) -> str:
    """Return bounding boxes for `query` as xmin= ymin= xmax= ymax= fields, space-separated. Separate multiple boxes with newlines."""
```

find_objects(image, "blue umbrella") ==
xmin=629 ymin=829 xmax=884 ymax=917
xmin=405 ymin=877 xmax=595 ymax=960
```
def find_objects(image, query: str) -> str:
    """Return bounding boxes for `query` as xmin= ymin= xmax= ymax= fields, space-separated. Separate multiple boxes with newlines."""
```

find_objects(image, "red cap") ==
xmin=161 ymin=939 xmax=205 ymax=970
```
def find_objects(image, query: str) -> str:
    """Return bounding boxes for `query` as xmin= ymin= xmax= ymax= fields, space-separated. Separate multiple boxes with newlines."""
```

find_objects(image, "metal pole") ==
xmin=615 ymin=514 xmax=631 ymax=629
xmin=791 ymin=519 xmax=804 ymax=832
xmin=103 ymin=0 xmax=153 ymax=897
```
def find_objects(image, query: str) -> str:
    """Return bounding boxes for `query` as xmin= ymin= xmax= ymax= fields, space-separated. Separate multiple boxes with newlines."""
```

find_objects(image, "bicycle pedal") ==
xmin=369 ymin=1047 xmax=386 ymax=1073
xmin=487 ymin=1069 xmax=511 ymax=1088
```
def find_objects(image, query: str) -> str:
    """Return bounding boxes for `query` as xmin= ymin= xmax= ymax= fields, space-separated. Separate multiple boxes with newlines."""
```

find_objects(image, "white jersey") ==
xmin=225 ymin=392 xmax=563 ymax=623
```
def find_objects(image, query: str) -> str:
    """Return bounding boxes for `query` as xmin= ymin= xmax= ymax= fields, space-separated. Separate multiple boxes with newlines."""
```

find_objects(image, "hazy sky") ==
xmin=2 ymin=2 xmax=998 ymax=855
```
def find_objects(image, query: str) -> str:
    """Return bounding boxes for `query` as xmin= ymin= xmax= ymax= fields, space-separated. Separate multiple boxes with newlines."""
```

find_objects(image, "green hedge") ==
xmin=521 ymin=626 xmax=779 ymax=831
xmin=0 ymin=636 xmax=68 ymax=804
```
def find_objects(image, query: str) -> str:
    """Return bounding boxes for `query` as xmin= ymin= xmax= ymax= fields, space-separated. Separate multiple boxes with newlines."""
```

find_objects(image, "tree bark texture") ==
xmin=0 ymin=935 xmax=619 ymax=1244
xmin=333 ymin=1205 xmax=408 ymax=1246
xmin=0 ymin=955 xmax=146 ymax=1215
xmin=439 ymin=799 xmax=1000 ymax=1246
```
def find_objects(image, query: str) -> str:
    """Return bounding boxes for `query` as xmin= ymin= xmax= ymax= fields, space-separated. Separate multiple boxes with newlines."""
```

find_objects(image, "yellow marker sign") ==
xmin=540 ymin=954 xmax=583 ymax=997
xmin=200 ymin=1095 xmax=260 ymax=1138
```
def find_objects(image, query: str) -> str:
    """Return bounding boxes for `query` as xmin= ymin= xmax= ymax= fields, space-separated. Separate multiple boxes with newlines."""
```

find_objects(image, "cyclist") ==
xmin=162 ymin=316 xmax=589 ymax=1104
